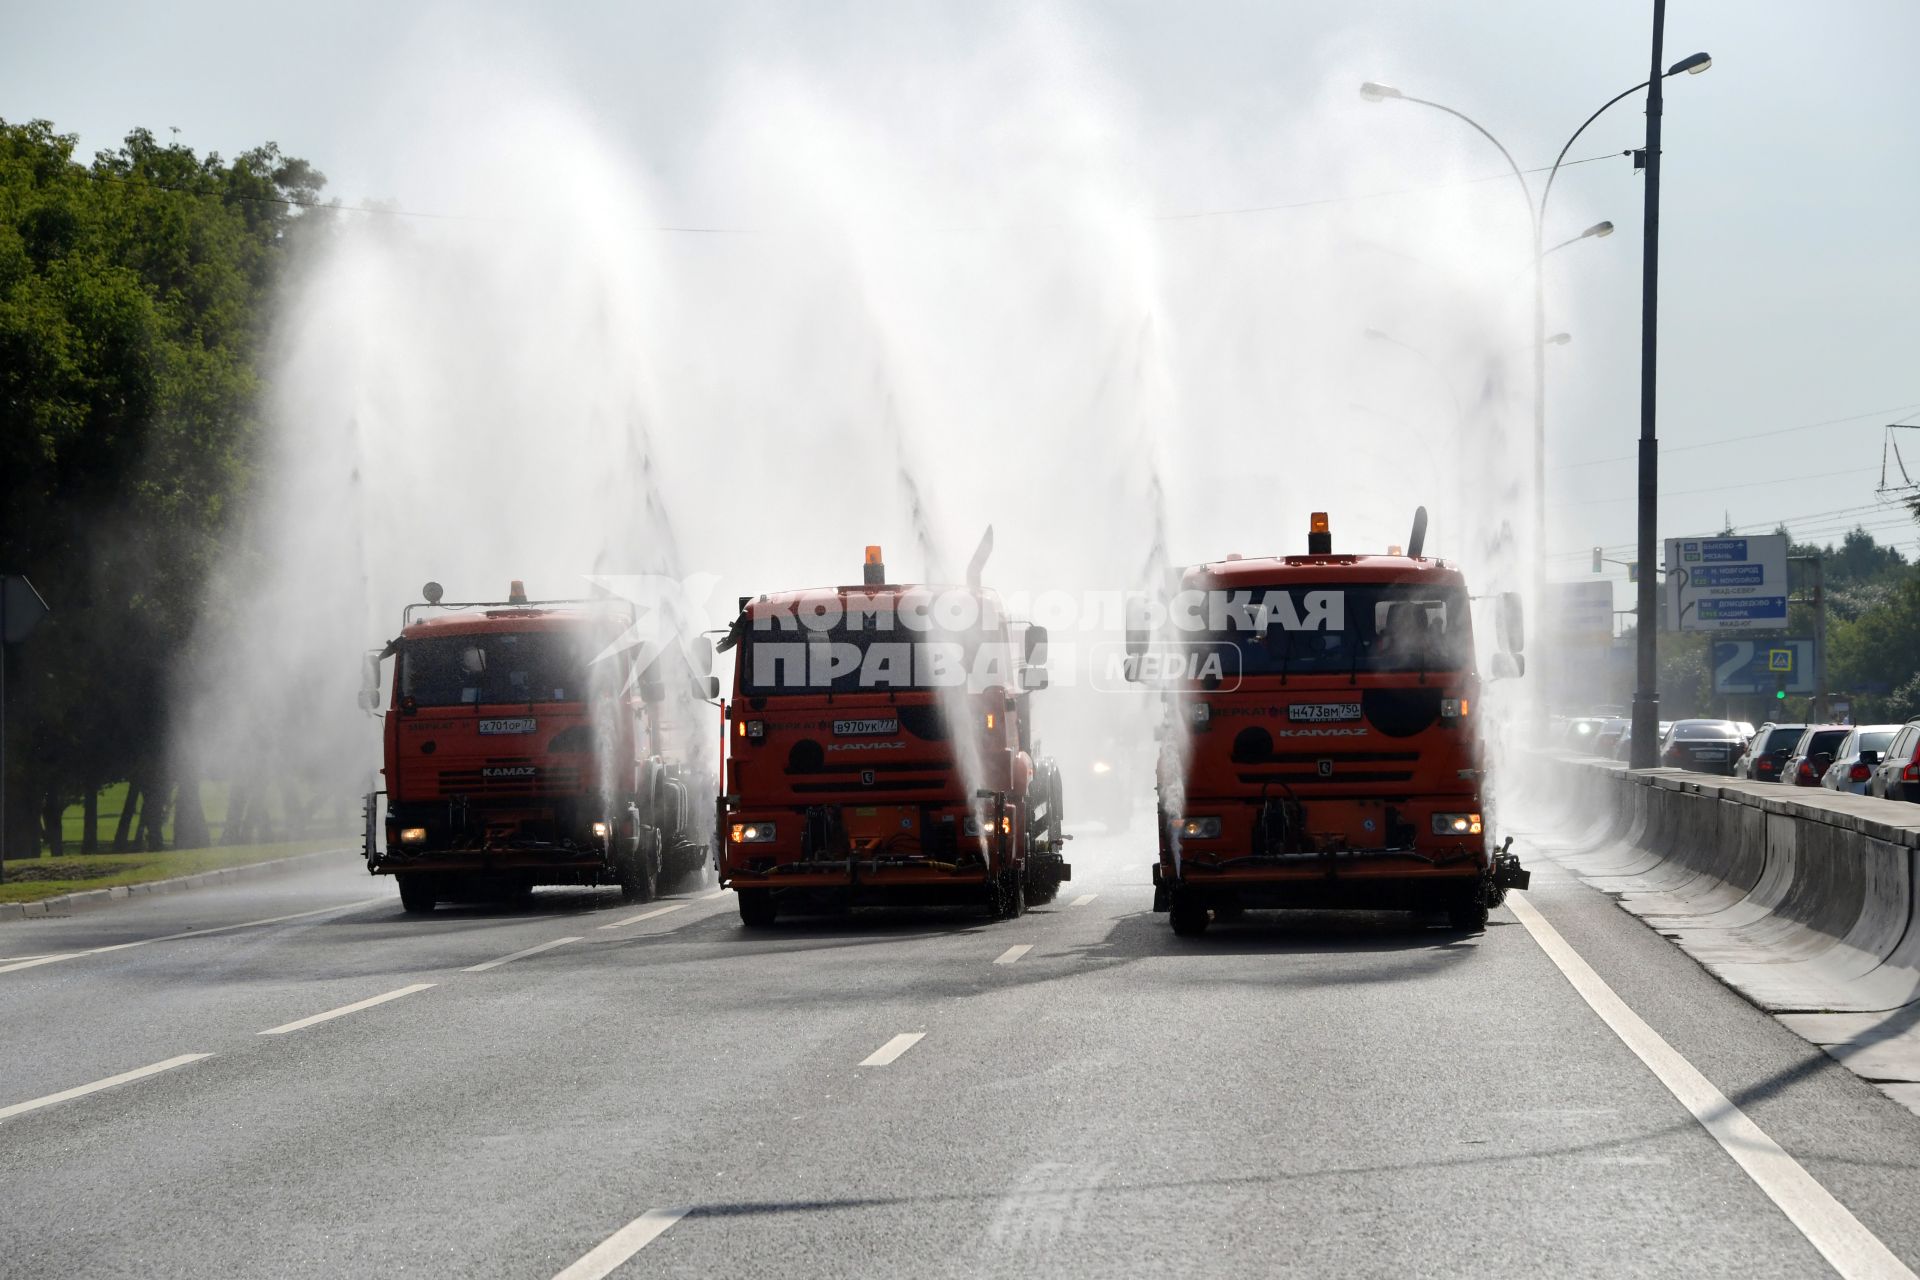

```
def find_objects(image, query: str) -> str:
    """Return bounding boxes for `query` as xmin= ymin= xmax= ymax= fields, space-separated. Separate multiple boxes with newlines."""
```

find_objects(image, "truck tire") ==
xmin=737 ymin=889 xmax=777 ymax=928
xmin=397 ymin=875 xmax=436 ymax=915
xmin=1169 ymin=900 xmax=1210 ymax=936
xmin=620 ymin=828 xmax=660 ymax=904
xmin=1448 ymin=901 xmax=1489 ymax=933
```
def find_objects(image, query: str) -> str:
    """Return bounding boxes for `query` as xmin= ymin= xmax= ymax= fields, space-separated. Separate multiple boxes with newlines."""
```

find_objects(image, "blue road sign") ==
xmin=1713 ymin=638 xmax=1816 ymax=695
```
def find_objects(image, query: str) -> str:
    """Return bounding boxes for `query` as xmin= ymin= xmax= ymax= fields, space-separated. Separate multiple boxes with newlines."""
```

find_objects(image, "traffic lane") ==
xmin=634 ymin=893 xmax=1838 ymax=1280
xmin=1513 ymin=837 xmax=1920 ymax=1267
xmin=0 ymin=883 xmax=730 ymax=1107
xmin=0 ymin=871 xmax=1081 ymax=1277
xmin=0 ymin=851 xmax=376 ymax=956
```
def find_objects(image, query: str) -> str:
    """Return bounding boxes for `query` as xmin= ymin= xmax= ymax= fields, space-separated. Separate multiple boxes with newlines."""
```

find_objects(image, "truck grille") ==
xmin=436 ymin=764 xmax=583 ymax=797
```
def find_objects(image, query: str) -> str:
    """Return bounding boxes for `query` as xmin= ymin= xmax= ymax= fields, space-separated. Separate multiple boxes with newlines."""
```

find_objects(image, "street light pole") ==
xmin=1630 ymin=0 xmax=1668 ymax=768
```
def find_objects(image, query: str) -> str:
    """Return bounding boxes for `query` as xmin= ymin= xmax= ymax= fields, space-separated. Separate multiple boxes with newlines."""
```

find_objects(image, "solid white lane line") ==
xmin=1508 ymin=894 xmax=1917 ymax=1280
xmin=258 ymin=983 xmax=436 ymax=1036
xmin=0 ymin=1053 xmax=213 ymax=1122
xmin=553 ymin=1208 xmax=687 ymax=1280
xmin=0 ymin=897 xmax=389 ymax=976
xmin=993 ymin=944 xmax=1033 ymax=965
xmin=702 ymin=890 xmax=728 ymax=900
xmin=463 ymin=936 xmax=581 ymax=973
xmin=597 ymin=903 xmax=687 ymax=930
xmin=0 ymin=953 xmax=86 ymax=975
xmin=1069 ymin=894 xmax=1097 ymax=908
xmin=860 ymin=1032 xmax=925 ymax=1067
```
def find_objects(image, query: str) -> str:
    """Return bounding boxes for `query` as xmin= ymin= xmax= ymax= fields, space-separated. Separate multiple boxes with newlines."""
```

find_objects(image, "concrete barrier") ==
xmin=1538 ymin=756 xmax=1920 ymax=1113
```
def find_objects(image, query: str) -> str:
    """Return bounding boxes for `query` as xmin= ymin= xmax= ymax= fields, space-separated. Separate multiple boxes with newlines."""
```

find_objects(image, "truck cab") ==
xmin=362 ymin=580 xmax=714 ymax=914
xmin=715 ymin=546 xmax=1068 ymax=927
xmin=1138 ymin=512 xmax=1527 ymax=935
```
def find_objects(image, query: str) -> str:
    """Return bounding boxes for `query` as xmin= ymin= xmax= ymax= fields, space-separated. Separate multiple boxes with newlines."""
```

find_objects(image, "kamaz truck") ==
xmin=1134 ymin=510 xmax=1528 ymax=936
xmin=714 ymin=542 xmax=1068 ymax=927
xmin=360 ymin=580 xmax=715 ymax=914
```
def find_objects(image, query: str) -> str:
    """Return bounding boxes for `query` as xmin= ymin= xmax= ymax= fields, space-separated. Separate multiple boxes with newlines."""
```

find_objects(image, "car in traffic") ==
xmin=1867 ymin=718 xmax=1920 ymax=803
xmin=1735 ymin=721 xmax=1807 ymax=782
xmin=1657 ymin=719 xmax=1746 ymax=775
xmin=1777 ymin=724 xmax=1852 ymax=788
xmin=1592 ymin=716 xmax=1629 ymax=757
xmin=1564 ymin=717 xmax=1608 ymax=752
xmin=1612 ymin=719 xmax=1672 ymax=764
xmin=1819 ymin=724 xmax=1902 ymax=794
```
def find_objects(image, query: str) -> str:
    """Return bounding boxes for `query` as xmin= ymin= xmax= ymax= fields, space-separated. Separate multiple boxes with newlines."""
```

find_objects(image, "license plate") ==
xmin=834 ymin=717 xmax=899 ymax=736
xmin=1694 ymin=749 xmax=1727 ymax=761
xmin=479 ymin=718 xmax=536 ymax=735
xmin=1289 ymin=703 xmax=1362 ymax=723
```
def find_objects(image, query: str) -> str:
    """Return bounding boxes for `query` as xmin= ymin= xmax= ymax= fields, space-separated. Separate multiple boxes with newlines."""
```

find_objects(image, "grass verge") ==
xmin=0 ymin=841 xmax=345 ymax=904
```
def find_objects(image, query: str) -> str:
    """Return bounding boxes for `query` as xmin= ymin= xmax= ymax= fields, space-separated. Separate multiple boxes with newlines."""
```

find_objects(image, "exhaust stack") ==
xmin=1407 ymin=507 xmax=1429 ymax=560
xmin=966 ymin=526 xmax=994 ymax=589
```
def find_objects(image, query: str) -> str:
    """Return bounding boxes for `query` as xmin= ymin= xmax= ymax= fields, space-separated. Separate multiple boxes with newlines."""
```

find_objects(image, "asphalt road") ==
xmin=4 ymin=813 xmax=1920 ymax=1279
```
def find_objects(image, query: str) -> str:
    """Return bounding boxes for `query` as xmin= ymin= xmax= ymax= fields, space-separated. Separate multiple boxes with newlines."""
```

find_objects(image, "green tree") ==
xmin=0 ymin=119 xmax=326 ymax=857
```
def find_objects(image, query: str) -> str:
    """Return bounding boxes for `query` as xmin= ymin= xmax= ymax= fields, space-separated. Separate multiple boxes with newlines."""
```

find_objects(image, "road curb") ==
xmin=0 ymin=847 xmax=355 ymax=922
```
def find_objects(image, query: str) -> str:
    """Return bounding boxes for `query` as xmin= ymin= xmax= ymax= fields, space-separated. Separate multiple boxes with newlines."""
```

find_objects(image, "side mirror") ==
xmin=1489 ymin=651 xmax=1525 ymax=680
xmin=357 ymin=652 xmax=383 ymax=713
xmin=706 ymin=675 xmax=721 ymax=700
xmin=689 ymin=634 xmax=715 ymax=677
xmin=1860 ymin=750 xmax=1880 ymax=767
xmin=1497 ymin=591 xmax=1526 ymax=654
xmin=1020 ymin=665 xmax=1049 ymax=692
xmin=1023 ymin=623 xmax=1049 ymax=665
xmin=1813 ymin=752 xmax=1834 ymax=771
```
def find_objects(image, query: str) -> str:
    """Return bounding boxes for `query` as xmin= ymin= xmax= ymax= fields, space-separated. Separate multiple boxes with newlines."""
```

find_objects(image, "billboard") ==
xmin=1711 ymin=637 xmax=1817 ymax=695
xmin=1544 ymin=581 xmax=1616 ymax=646
xmin=1664 ymin=534 xmax=1789 ymax=632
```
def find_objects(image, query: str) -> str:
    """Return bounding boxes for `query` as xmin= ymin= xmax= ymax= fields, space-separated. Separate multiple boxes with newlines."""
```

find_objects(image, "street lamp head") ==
xmin=1363 ymin=327 xmax=1392 ymax=341
xmin=1547 ymin=332 xmax=1572 ymax=346
xmin=1585 ymin=220 xmax=1615 ymax=239
xmin=1667 ymin=52 xmax=1712 ymax=76
xmin=1359 ymin=81 xmax=1404 ymax=103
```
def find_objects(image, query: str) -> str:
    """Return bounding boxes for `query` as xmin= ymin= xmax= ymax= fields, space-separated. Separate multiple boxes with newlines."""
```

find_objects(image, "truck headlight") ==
xmin=590 ymin=821 xmax=610 ymax=840
xmin=1178 ymin=816 xmax=1222 ymax=839
xmin=1441 ymin=698 xmax=1470 ymax=719
xmin=1432 ymin=813 xmax=1483 ymax=836
xmin=962 ymin=815 xmax=1013 ymax=836
xmin=730 ymin=822 xmax=777 ymax=844
xmin=399 ymin=827 xmax=427 ymax=844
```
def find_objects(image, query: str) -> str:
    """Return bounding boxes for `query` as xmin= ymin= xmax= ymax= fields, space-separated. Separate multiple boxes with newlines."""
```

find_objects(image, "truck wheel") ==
xmin=1448 ymin=902 xmax=1490 ymax=932
xmin=1169 ymin=900 xmax=1210 ymax=937
xmin=737 ymin=889 xmax=777 ymax=928
xmin=620 ymin=828 xmax=660 ymax=904
xmin=397 ymin=875 xmax=436 ymax=915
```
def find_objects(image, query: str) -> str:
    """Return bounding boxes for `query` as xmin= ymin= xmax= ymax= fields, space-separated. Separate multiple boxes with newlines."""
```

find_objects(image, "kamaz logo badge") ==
xmin=482 ymin=766 xmax=536 ymax=779
xmin=1317 ymin=759 xmax=1334 ymax=778
xmin=861 ymin=769 xmax=877 ymax=786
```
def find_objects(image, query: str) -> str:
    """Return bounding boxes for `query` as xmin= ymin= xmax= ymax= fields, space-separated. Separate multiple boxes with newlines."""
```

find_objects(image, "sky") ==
xmin=6 ymin=0 xmax=1919 ymax=616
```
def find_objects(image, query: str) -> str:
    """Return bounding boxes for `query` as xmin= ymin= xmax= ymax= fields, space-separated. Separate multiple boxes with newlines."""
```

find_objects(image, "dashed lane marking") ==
xmin=1069 ymin=894 xmax=1097 ymax=908
xmin=597 ymin=903 xmax=688 ymax=930
xmin=0 ymin=897 xmax=388 ymax=976
xmin=552 ymin=1208 xmax=687 ymax=1280
xmin=1508 ymin=893 xmax=1918 ymax=1280
xmin=462 ymin=936 xmax=581 ymax=973
xmin=859 ymin=1032 xmax=925 ymax=1067
xmin=993 ymin=944 xmax=1033 ymax=965
xmin=0 ymin=1053 xmax=213 ymax=1122
xmin=258 ymin=983 xmax=436 ymax=1036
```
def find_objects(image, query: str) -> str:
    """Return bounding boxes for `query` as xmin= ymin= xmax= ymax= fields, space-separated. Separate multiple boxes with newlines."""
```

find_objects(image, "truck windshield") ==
xmin=1183 ymin=583 xmax=1472 ymax=678
xmin=401 ymin=631 xmax=597 ymax=706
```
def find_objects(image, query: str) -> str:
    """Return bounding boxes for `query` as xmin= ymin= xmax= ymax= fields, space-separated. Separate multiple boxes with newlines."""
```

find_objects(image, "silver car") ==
xmin=1819 ymin=724 xmax=1903 ymax=794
